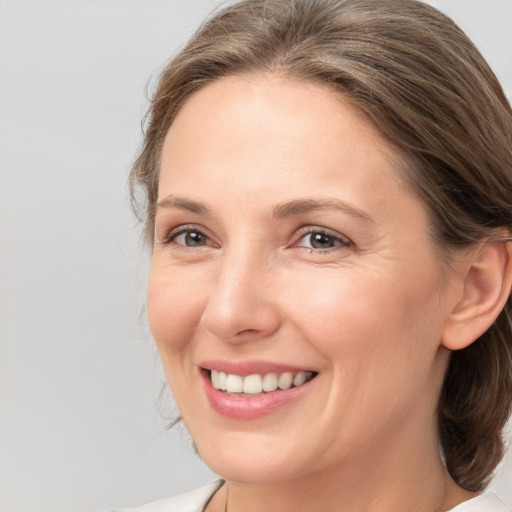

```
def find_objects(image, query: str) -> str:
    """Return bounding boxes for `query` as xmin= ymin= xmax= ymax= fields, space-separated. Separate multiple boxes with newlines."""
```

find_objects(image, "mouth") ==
xmin=206 ymin=369 xmax=317 ymax=396
xmin=199 ymin=361 xmax=319 ymax=419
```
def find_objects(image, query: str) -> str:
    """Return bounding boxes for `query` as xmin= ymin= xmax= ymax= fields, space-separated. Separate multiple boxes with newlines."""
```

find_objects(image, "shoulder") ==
xmin=447 ymin=491 xmax=511 ymax=512
xmin=106 ymin=480 xmax=224 ymax=512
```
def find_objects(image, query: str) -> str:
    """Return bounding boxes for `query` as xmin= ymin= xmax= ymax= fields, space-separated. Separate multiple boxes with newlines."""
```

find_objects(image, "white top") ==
xmin=109 ymin=480 xmax=511 ymax=512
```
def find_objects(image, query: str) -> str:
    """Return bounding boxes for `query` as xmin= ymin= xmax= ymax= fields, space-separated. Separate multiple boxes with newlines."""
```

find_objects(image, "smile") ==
xmin=210 ymin=370 xmax=316 ymax=395
xmin=201 ymin=366 xmax=318 ymax=420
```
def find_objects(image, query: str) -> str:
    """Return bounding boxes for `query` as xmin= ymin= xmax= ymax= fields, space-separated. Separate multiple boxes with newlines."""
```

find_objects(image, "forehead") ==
xmin=164 ymin=74 xmax=386 ymax=147
xmin=160 ymin=74 xmax=402 ymax=198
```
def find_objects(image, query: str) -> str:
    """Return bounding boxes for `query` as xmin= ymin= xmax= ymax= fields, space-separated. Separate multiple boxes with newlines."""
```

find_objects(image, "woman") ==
xmin=120 ymin=0 xmax=512 ymax=510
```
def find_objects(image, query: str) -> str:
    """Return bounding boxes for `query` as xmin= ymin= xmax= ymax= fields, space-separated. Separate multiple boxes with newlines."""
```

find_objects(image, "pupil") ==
xmin=185 ymin=231 xmax=204 ymax=246
xmin=311 ymin=232 xmax=334 ymax=249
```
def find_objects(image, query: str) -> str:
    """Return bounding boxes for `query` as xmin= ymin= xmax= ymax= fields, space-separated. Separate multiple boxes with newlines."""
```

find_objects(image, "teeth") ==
xmin=226 ymin=374 xmax=243 ymax=393
xmin=211 ymin=370 xmax=221 ymax=389
xmin=262 ymin=373 xmax=278 ymax=392
xmin=210 ymin=369 xmax=314 ymax=395
xmin=293 ymin=371 xmax=307 ymax=387
xmin=277 ymin=372 xmax=293 ymax=390
xmin=242 ymin=374 xmax=263 ymax=394
xmin=218 ymin=371 xmax=227 ymax=391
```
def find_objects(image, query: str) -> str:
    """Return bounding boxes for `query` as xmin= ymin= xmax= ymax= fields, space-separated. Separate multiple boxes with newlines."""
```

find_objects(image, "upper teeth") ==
xmin=210 ymin=370 xmax=314 ymax=394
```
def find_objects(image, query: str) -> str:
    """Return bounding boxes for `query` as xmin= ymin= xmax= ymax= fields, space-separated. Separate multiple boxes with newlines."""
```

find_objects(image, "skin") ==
xmin=147 ymin=75 xmax=479 ymax=511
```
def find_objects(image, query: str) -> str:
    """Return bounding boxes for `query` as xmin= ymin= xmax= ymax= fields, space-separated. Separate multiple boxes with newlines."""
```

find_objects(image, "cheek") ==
xmin=147 ymin=267 xmax=206 ymax=354
xmin=288 ymin=265 xmax=442 ymax=374
xmin=301 ymin=271 xmax=445 ymax=429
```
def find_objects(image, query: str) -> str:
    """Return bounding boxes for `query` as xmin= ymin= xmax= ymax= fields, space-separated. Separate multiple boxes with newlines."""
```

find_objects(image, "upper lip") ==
xmin=199 ymin=359 xmax=316 ymax=376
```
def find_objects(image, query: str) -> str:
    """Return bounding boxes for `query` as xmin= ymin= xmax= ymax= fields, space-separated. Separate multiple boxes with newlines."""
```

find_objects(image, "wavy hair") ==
xmin=130 ymin=0 xmax=512 ymax=491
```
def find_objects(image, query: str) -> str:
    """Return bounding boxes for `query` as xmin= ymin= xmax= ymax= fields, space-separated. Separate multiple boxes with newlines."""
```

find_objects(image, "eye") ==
xmin=175 ymin=230 xmax=208 ymax=246
xmin=163 ymin=226 xmax=214 ymax=248
xmin=295 ymin=229 xmax=350 ymax=251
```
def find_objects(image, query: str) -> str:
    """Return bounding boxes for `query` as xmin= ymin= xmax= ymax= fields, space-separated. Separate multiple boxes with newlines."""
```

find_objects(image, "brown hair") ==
xmin=130 ymin=0 xmax=512 ymax=492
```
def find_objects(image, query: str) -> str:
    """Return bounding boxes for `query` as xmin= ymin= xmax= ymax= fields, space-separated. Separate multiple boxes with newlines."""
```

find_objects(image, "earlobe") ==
xmin=442 ymin=241 xmax=512 ymax=351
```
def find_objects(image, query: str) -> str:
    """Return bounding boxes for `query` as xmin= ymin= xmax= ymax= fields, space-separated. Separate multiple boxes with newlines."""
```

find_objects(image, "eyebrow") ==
xmin=156 ymin=195 xmax=210 ymax=215
xmin=272 ymin=198 xmax=375 ymax=223
xmin=156 ymin=195 xmax=374 ymax=223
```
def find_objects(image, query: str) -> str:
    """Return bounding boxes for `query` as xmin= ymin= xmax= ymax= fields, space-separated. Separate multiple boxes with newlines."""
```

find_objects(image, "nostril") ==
xmin=235 ymin=328 xmax=260 ymax=336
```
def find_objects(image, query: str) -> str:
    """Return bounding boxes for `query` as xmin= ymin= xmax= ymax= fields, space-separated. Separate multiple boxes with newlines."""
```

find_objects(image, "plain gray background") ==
xmin=0 ymin=1 xmax=511 ymax=511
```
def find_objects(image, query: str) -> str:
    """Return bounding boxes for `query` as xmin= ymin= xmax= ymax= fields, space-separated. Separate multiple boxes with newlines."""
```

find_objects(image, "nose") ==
xmin=200 ymin=249 xmax=281 ymax=343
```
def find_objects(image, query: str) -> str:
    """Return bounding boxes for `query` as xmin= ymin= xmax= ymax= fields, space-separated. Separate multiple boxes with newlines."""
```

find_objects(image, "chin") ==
xmin=204 ymin=456 xmax=295 ymax=485
xmin=192 ymin=430 xmax=306 ymax=484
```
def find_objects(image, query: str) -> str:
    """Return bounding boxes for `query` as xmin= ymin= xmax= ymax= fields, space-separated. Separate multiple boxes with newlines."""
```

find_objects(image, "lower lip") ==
xmin=201 ymin=370 xmax=316 ymax=420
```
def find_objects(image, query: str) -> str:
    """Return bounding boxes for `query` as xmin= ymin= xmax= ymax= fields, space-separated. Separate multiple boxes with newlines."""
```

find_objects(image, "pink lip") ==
xmin=200 ymin=359 xmax=314 ymax=376
xmin=200 ymin=367 xmax=317 ymax=420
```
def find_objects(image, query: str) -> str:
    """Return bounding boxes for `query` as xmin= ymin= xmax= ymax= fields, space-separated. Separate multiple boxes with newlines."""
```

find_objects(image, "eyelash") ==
xmin=293 ymin=227 xmax=351 ymax=252
xmin=161 ymin=225 xmax=351 ymax=253
xmin=161 ymin=225 xmax=216 ymax=248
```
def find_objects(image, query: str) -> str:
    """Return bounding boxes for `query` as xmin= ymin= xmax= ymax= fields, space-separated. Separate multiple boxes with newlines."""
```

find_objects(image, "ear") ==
xmin=442 ymin=241 xmax=512 ymax=351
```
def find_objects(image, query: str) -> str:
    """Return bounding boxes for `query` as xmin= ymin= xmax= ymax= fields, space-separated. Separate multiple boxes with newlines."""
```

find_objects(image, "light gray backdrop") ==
xmin=0 ymin=1 xmax=511 ymax=511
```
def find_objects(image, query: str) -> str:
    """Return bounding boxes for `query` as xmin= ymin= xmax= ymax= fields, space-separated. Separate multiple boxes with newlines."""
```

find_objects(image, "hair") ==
xmin=130 ymin=0 xmax=512 ymax=492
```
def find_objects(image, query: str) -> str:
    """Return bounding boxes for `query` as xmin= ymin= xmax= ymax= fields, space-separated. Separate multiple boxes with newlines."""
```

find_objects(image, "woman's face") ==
xmin=148 ymin=75 xmax=460 ymax=484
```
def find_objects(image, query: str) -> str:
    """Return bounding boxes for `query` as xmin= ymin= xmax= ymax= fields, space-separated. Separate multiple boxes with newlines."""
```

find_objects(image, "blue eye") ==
xmin=296 ymin=230 xmax=349 ymax=250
